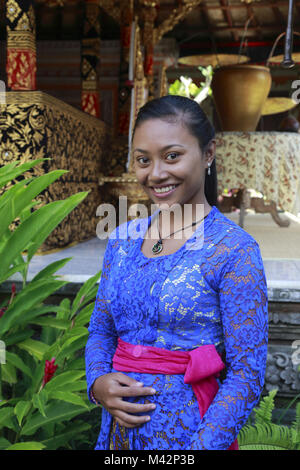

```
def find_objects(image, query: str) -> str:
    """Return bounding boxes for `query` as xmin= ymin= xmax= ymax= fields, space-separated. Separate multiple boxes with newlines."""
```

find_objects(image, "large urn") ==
xmin=211 ymin=64 xmax=272 ymax=131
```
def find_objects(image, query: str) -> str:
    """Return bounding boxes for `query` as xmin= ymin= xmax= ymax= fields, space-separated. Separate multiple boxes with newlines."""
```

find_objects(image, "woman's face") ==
xmin=132 ymin=118 xmax=215 ymax=211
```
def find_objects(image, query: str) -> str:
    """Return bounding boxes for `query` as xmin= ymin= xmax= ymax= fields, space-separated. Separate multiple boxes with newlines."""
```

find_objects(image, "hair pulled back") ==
xmin=132 ymin=95 xmax=218 ymax=208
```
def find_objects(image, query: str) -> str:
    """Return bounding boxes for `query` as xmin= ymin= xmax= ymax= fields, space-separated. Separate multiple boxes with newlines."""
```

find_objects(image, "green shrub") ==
xmin=0 ymin=160 xmax=100 ymax=450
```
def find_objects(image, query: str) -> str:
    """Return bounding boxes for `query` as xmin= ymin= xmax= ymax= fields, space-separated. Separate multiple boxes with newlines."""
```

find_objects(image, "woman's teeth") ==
xmin=153 ymin=185 xmax=176 ymax=193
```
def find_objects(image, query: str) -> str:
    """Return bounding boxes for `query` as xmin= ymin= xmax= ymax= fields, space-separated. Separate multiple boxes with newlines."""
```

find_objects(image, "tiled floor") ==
xmin=23 ymin=208 xmax=300 ymax=291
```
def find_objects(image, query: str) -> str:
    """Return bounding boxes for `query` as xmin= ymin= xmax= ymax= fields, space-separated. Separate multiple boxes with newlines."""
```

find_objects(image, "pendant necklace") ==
xmin=152 ymin=210 xmax=209 ymax=255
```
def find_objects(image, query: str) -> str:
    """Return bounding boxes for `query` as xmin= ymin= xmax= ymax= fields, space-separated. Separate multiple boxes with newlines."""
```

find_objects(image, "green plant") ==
xmin=238 ymin=389 xmax=300 ymax=450
xmin=0 ymin=160 xmax=100 ymax=450
xmin=168 ymin=65 xmax=213 ymax=104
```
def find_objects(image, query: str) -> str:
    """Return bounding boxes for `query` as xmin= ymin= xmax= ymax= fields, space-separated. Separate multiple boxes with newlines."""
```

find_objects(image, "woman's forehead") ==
xmin=133 ymin=118 xmax=194 ymax=142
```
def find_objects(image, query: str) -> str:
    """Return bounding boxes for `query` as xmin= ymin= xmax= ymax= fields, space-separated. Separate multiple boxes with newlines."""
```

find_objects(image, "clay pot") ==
xmin=211 ymin=64 xmax=272 ymax=131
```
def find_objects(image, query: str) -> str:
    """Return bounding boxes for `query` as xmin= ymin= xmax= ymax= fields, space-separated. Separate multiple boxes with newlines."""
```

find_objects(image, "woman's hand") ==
xmin=92 ymin=372 xmax=156 ymax=428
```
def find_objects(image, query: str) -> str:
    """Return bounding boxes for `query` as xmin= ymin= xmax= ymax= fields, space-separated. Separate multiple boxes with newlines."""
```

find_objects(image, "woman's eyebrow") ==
xmin=133 ymin=144 xmax=185 ymax=154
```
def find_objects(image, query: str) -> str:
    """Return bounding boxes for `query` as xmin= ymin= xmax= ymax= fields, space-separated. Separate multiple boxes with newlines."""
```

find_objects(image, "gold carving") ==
xmin=6 ymin=0 xmax=22 ymax=24
xmin=7 ymin=31 xmax=36 ymax=50
xmin=1 ymin=91 xmax=109 ymax=250
xmin=98 ymin=0 xmax=121 ymax=24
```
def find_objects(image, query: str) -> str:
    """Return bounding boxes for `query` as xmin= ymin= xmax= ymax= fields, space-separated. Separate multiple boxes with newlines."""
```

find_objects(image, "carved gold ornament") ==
xmin=7 ymin=0 xmax=22 ymax=24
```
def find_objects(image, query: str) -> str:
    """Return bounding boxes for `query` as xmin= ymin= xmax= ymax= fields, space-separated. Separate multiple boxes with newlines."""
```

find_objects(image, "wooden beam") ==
xmin=246 ymin=4 xmax=263 ymax=41
xmin=219 ymin=0 xmax=239 ymax=42
xmin=177 ymin=22 xmax=300 ymax=34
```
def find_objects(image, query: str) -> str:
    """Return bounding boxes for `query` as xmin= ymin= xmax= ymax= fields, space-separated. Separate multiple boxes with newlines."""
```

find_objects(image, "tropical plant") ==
xmin=168 ymin=65 xmax=213 ymax=104
xmin=0 ymin=159 xmax=100 ymax=450
xmin=238 ymin=388 xmax=300 ymax=450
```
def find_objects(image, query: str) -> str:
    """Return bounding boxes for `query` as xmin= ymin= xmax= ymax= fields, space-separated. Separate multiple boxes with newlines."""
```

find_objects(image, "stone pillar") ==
xmin=6 ymin=0 xmax=37 ymax=91
xmin=81 ymin=0 xmax=101 ymax=118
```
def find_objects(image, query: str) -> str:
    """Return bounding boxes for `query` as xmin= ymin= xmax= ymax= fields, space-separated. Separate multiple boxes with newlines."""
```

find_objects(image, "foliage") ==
xmin=168 ymin=65 xmax=213 ymax=104
xmin=0 ymin=160 xmax=100 ymax=450
xmin=238 ymin=389 xmax=300 ymax=450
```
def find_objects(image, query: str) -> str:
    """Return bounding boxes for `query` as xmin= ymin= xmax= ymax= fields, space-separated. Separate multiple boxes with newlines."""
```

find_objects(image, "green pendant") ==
xmin=152 ymin=240 xmax=163 ymax=255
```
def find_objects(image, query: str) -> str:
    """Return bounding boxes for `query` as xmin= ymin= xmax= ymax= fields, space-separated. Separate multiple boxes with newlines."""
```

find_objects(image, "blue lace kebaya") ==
xmin=85 ymin=205 xmax=268 ymax=450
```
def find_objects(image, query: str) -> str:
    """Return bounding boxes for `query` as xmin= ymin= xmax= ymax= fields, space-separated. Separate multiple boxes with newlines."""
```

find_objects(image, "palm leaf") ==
xmin=238 ymin=422 xmax=297 ymax=450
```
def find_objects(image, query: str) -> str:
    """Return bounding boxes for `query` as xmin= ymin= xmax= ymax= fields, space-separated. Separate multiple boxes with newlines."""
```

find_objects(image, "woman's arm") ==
xmin=85 ymin=234 xmax=119 ymax=402
xmin=85 ymin=230 xmax=157 ymax=425
xmin=190 ymin=240 xmax=268 ymax=450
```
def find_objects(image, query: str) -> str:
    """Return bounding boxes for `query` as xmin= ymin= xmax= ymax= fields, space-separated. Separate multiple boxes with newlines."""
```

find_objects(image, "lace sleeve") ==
xmin=190 ymin=240 xmax=268 ymax=450
xmin=85 ymin=235 xmax=118 ymax=403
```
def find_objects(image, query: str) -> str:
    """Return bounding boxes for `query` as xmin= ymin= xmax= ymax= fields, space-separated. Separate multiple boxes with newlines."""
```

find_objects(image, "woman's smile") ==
xmin=150 ymin=184 xmax=180 ymax=198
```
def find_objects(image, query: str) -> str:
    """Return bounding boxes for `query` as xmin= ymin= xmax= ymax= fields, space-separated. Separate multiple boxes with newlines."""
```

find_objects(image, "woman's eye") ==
xmin=166 ymin=152 xmax=179 ymax=160
xmin=137 ymin=156 xmax=148 ymax=164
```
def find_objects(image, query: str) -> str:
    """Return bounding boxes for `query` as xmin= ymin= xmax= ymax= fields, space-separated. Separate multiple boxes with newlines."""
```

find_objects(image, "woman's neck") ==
xmin=156 ymin=203 xmax=212 ymax=240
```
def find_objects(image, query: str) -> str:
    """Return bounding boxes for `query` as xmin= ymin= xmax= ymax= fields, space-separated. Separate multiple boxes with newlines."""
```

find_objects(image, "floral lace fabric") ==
xmin=85 ymin=205 xmax=268 ymax=450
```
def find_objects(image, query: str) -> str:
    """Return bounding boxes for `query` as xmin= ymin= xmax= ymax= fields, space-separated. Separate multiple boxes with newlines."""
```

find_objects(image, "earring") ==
xmin=207 ymin=163 xmax=211 ymax=176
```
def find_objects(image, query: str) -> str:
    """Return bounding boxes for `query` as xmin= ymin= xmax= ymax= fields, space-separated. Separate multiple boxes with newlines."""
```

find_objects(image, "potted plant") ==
xmin=168 ymin=65 xmax=214 ymax=121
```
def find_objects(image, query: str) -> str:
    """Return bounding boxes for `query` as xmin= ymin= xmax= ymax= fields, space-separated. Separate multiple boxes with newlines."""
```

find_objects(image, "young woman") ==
xmin=85 ymin=95 xmax=268 ymax=450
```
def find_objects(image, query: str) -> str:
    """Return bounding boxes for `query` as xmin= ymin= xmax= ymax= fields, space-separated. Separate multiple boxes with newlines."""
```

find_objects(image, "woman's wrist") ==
xmin=90 ymin=383 xmax=101 ymax=406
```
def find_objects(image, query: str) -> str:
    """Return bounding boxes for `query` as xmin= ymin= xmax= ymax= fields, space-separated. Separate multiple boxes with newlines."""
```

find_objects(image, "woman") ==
xmin=85 ymin=95 xmax=268 ymax=450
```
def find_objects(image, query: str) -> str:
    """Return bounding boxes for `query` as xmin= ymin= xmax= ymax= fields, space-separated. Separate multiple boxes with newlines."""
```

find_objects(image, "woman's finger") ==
xmin=113 ymin=409 xmax=151 ymax=427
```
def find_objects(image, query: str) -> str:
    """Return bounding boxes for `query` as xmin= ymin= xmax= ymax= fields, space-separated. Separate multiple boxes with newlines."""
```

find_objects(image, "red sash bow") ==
xmin=112 ymin=337 xmax=238 ymax=450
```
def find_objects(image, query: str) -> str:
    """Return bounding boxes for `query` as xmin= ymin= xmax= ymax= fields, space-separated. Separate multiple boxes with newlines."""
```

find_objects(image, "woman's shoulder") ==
xmin=211 ymin=206 xmax=261 ymax=253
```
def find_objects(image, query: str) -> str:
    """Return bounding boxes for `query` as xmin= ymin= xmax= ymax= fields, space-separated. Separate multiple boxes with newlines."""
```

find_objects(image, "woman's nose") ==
xmin=149 ymin=160 xmax=169 ymax=181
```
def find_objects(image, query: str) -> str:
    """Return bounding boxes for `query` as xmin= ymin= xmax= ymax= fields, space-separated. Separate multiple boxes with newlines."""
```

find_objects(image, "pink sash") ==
xmin=112 ymin=337 xmax=239 ymax=450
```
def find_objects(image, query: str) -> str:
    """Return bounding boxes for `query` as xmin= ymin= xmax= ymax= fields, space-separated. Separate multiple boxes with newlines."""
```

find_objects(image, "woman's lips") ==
xmin=149 ymin=184 xmax=179 ymax=198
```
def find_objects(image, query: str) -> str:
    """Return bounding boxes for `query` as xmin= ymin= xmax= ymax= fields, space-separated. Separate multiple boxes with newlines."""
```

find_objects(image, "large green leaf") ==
xmin=0 ymin=407 xmax=15 ymax=431
xmin=55 ymin=334 xmax=88 ymax=363
xmin=20 ymin=402 xmax=90 ymax=436
xmin=14 ymin=401 xmax=32 ymax=427
xmin=1 ymin=362 xmax=17 ymax=384
xmin=71 ymin=271 xmax=101 ymax=317
xmin=31 ymin=257 xmax=72 ymax=283
xmin=0 ymin=159 xmax=44 ymax=189
xmin=4 ymin=329 xmax=34 ymax=347
xmin=48 ymin=391 xmax=89 ymax=409
xmin=12 ymin=305 xmax=62 ymax=330
xmin=0 ymin=278 xmax=68 ymax=335
xmin=0 ymin=438 xmax=11 ymax=450
xmin=40 ymin=422 xmax=91 ymax=450
xmin=33 ymin=316 xmax=70 ymax=330
xmin=74 ymin=302 xmax=95 ymax=327
xmin=0 ymin=170 xmax=67 ymax=240
xmin=5 ymin=441 xmax=46 ymax=450
xmin=16 ymin=339 xmax=49 ymax=361
xmin=32 ymin=389 xmax=48 ymax=418
xmin=43 ymin=370 xmax=86 ymax=393
xmin=0 ymin=191 xmax=88 ymax=278
xmin=5 ymin=351 xmax=33 ymax=378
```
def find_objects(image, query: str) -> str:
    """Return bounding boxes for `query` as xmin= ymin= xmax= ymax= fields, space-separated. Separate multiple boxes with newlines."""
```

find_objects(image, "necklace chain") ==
xmin=152 ymin=210 xmax=208 ymax=255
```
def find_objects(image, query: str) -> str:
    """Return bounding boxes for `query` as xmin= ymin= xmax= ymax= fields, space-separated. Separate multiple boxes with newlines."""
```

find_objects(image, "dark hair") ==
xmin=132 ymin=95 xmax=218 ymax=208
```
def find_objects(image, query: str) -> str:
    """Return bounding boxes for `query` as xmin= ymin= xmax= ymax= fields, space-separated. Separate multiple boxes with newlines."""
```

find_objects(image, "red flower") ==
xmin=0 ymin=307 xmax=6 ymax=319
xmin=41 ymin=357 xmax=58 ymax=388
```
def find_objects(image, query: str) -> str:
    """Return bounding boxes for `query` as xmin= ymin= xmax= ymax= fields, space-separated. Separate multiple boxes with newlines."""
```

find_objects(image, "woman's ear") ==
xmin=205 ymin=139 xmax=216 ymax=166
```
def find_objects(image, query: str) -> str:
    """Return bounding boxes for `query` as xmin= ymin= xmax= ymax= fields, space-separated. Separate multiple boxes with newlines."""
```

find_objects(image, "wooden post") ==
xmin=117 ymin=0 xmax=134 ymax=136
xmin=81 ymin=0 xmax=101 ymax=118
xmin=6 ymin=0 xmax=37 ymax=91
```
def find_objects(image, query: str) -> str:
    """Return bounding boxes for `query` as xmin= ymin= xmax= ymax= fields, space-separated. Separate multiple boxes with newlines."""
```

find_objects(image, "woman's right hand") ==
xmin=92 ymin=372 xmax=157 ymax=428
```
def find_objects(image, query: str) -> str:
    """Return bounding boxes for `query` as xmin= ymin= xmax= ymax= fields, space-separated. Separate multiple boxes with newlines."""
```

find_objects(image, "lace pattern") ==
xmin=85 ymin=205 xmax=268 ymax=450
